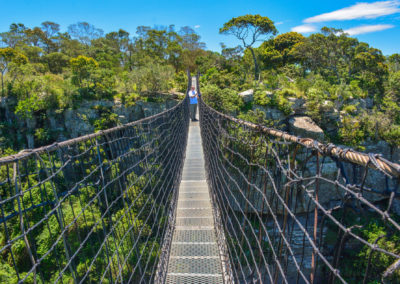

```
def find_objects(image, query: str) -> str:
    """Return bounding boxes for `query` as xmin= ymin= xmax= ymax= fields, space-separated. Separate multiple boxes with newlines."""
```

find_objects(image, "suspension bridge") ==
xmin=0 ymin=74 xmax=400 ymax=284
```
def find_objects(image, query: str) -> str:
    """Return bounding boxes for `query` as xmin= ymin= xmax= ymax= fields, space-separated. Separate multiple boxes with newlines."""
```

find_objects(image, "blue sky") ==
xmin=0 ymin=0 xmax=399 ymax=55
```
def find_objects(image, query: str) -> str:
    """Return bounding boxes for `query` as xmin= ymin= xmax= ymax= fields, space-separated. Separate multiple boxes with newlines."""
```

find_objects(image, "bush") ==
xmin=343 ymin=104 xmax=357 ymax=114
xmin=173 ymin=71 xmax=188 ymax=93
xmin=276 ymin=87 xmax=297 ymax=97
xmin=201 ymin=84 xmax=243 ymax=114
xmin=305 ymin=87 xmax=327 ymax=123
xmin=339 ymin=116 xmax=365 ymax=148
xmin=254 ymin=88 xmax=271 ymax=106
xmin=270 ymin=92 xmax=292 ymax=115
xmin=130 ymin=63 xmax=175 ymax=93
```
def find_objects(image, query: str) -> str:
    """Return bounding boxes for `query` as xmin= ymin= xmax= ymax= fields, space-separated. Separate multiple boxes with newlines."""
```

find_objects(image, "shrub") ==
xmin=343 ymin=104 xmax=357 ymax=114
xmin=173 ymin=71 xmax=188 ymax=93
xmin=201 ymin=84 xmax=243 ymax=114
xmin=130 ymin=63 xmax=175 ymax=93
xmin=276 ymin=87 xmax=297 ymax=97
xmin=339 ymin=116 xmax=365 ymax=148
xmin=253 ymin=88 xmax=271 ymax=106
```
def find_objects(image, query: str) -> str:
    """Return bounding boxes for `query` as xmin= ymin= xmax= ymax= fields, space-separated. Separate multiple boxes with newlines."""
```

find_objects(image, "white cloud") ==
xmin=194 ymin=25 xmax=200 ymax=29
xmin=344 ymin=24 xmax=395 ymax=35
xmin=291 ymin=24 xmax=317 ymax=33
xmin=304 ymin=1 xmax=400 ymax=23
xmin=275 ymin=21 xmax=284 ymax=26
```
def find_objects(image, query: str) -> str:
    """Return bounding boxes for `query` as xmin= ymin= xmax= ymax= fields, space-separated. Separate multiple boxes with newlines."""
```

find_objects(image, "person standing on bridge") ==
xmin=188 ymin=86 xmax=198 ymax=121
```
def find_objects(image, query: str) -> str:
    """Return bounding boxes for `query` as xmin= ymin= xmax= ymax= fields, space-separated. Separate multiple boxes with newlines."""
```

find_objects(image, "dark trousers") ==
xmin=190 ymin=104 xmax=197 ymax=120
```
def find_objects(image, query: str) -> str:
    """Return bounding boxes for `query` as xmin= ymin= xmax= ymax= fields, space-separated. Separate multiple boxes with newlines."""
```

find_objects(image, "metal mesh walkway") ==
xmin=165 ymin=118 xmax=225 ymax=284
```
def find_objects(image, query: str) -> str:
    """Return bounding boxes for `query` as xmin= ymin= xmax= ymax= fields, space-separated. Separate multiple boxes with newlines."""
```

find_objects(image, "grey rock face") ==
xmin=289 ymin=116 xmax=325 ymax=141
xmin=64 ymin=108 xmax=96 ymax=138
xmin=113 ymin=103 xmax=144 ymax=124
xmin=287 ymin=97 xmax=306 ymax=115
xmin=238 ymin=89 xmax=254 ymax=103
xmin=365 ymin=97 xmax=374 ymax=109
xmin=25 ymin=117 xmax=37 ymax=148
xmin=61 ymin=98 xmax=178 ymax=139
xmin=253 ymin=105 xmax=286 ymax=121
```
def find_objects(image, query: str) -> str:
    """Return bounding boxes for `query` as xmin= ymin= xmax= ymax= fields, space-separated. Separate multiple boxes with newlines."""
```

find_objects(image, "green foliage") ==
xmin=131 ymin=63 xmax=175 ymax=93
xmin=14 ymin=93 xmax=46 ymax=119
xmin=381 ymin=124 xmax=400 ymax=146
xmin=173 ymin=70 xmax=188 ymax=93
xmin=272 ymin=32 xmax=305 ymax=66
xmin=325 ymin=210 xmax=400 ymax=283
xmin=201 ymin=84 xmax=243 ymax=114
xmin=220 ymin=14 xmax=277 ymax=80
xmin=34 ymin=128 xmax=52 ymax=145
xmin=238 ymin=109 xmax=267 ymax=125
xmin=304 ymin=78 xmax=330 ymax=123
xmin=43 ymin=52 xmax=70 ymax=74
xmin=70 ymin=55 xmax=99 ymax=88
xmin=0 ymin=47 xmax=28 ymax=71
xmin=219 ymin=14 xmax=277 ymax=40
xmin=253 ymin=85 xmax=295 ymax=115
xmin=343 ymin=104 xmax=357 ymax=114
xmin=0 ymin=47 xmax=28 ymax=96
xmin=253 ymin=88 xmax=271 ymax=106
xmin=201 ymin=67 xmax=240 ymax=90
xmin=339 ymin=116 xmax=365 ymax=148
xmin=93 ymin=112 xmax=120 ymax=131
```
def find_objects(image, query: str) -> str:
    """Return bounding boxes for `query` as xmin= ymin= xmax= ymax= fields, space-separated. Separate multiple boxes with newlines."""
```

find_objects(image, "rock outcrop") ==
xmin=238 ymin=89 xmax=254 ymax=103
xmin=253 ymin=105 xmax=286 ymax=121
xmin=0 ymin=95 xmax=180 ymax=149
xmin=287 ymin=97 xmax=306 ymax=114
xmin=289 ymin=116 xmax=325 ymax=141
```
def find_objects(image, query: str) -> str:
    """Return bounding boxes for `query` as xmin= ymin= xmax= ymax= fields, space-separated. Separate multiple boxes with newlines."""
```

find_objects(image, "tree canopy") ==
xmin=220 ymin=14 xmax=277 ymax=80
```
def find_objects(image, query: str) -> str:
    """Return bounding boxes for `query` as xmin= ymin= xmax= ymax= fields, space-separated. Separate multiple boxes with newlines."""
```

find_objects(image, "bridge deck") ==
xmin=165 ymin=118 xmax=224 ymax=284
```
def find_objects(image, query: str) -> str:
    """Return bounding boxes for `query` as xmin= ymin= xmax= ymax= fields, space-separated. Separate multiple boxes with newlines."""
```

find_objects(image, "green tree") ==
xmin=70 ymin=55 xmax=98 ymax=89
xmin=68 ymin=22 xmax=104 ymax=45
xmin=220 ymin=14 xmax=277 ymax=80
xmin=43 ymin=52 xmax=70 ymax=74
xmin=273 ymin=32 xmax=305 ymax=66
xmin=0 ymin=47 xmax=28 ymax=96
xmin=388 ymin=53 xmax=400 ymax=72
xmin=0 ymin=23 xmax=28 ymax=48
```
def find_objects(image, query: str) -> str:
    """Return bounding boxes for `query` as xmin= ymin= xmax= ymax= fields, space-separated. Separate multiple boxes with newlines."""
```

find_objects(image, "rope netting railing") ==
xmin=0 ymin=95 xmax=189 ymax=283
xmin=199 ymin=98 xmax=400 ymax=284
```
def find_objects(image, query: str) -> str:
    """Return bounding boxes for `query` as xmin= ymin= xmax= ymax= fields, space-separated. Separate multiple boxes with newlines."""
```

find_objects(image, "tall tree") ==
xmin=68 ymin=22 xmax=104 ymax=45
xmin=0 ymin=47 xmax=28 ymax=96
xmin=0 ymin=23 xmax=28 ymax=48
xmin=40 ymin=21 xmax=61 ymax=53
xmin=70 ymin=55 xmax=98 ymax=88
xmin=220 ymin=14 xmax=277 ymax=80
xmin=273 ymin=32 xmax=305 ymax=66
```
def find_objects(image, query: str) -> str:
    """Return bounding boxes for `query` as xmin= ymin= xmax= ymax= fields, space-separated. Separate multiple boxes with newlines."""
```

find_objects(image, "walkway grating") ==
xmin=165 ymin=116 xmax=225 ymax=284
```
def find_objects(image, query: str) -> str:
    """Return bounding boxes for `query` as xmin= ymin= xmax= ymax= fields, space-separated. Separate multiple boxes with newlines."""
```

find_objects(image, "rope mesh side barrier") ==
xmin=0 ymin=95 xmax=189 ymax=283
xmin=199 ymin=98 xmax=400 ymax=284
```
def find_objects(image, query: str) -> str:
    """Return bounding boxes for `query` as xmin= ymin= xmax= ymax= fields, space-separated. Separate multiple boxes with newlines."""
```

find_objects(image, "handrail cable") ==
xmin=0 ymin=86 xmax=190 ymax=283
xmin=199 ymin=95 xmax=400 ymax=283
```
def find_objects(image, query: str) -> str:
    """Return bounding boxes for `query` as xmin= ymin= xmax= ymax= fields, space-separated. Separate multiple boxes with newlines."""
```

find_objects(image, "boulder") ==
xmin=287 ymin=97 xmax=306 ymax=114
xmin=253 ymin=105 xmax=286 ymax=121
xmin=289 ymin=116 xmax=324 ymax=141
xmin=348 ymin=98 xmax=368 ymax=114
xmin=365 ymin=98 xmax=374 ymax=109
xmin=238 ymin=89 xmax=254 ymax=103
